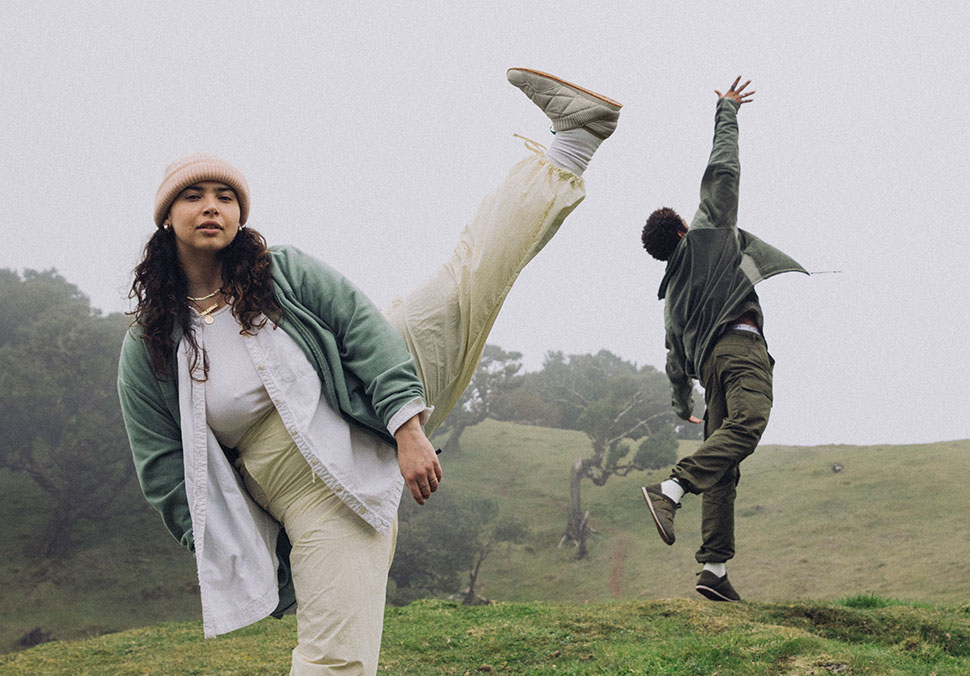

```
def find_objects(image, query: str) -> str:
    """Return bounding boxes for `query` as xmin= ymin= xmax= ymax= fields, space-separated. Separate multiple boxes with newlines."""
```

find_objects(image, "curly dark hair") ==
xmin=641 ymin=207 xmax=687 ymax=261
xmin=128 ymin=227 xmax=282 ymax=381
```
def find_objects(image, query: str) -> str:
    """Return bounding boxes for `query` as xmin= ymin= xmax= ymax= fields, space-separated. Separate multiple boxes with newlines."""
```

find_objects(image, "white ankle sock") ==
xmin=546 ymin=127 xmax=602 ymax=177
xmin=703 ymin=562 xmax=726 ymax=577
xmin=660 ymin=479 xmax=685 ymax=504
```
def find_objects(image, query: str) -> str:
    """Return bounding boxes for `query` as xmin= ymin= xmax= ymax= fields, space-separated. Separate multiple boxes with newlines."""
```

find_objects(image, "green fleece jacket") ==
xmin=117 ymin=244 xmax=424 ymax=553
xmin=658 ymin=98 xmax=807 ymax=419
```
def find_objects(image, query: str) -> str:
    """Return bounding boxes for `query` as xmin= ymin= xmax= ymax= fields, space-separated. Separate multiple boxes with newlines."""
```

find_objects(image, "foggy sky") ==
xmin=2 ymin=1 xmax=968 ymax=446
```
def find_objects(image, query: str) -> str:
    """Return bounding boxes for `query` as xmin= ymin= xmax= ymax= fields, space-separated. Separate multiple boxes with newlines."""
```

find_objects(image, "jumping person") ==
xmin=638 ymin=77 xmax=805 ymax=602
xmin=118 ymin=68 xmax=621 ymax=675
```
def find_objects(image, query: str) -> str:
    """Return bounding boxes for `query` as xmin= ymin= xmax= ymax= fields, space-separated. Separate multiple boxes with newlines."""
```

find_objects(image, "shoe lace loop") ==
xmin=513 ymin=133 xmax=547 ymax=155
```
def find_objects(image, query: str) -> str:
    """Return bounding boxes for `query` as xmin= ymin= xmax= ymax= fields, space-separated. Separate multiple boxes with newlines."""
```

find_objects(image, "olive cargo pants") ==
xmin=671 ymin=330 xmax=773 ymax=564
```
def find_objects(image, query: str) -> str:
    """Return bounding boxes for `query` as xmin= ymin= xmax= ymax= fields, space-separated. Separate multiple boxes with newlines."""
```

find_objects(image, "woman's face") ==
xmin=165 ymin=181 xmax=241 ymax=258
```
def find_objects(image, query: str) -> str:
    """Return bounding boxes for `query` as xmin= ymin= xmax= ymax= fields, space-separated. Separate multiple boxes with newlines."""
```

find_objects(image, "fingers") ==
xmin=408 ymin=482 xmax=426 ymax=505
xmin=719 ymin=77 xmax=756 ymax=104
xmin=407 ymin=477 xmax=429 ymax=505
xmin=408 ymin=475 xmax=438 ymax=505
xmin=406 ymin=456 xmax=442 ymax=505
xmin=732 ymin=78 xmax=752 ymax=93
xmin=422 ymin=469 xmax=441 ymax=496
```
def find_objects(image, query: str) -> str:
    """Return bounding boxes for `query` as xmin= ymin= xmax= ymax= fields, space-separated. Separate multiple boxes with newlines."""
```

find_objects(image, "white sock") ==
xmin=660 ymin=479 xmax=685 ymax=504
xmin=703 ymin=562 xmax=726 ymax=577
xmin=546 ymin=127 xmax=602 ymax=177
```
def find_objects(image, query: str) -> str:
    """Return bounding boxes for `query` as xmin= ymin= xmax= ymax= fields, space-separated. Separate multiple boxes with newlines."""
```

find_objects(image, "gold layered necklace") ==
xmin=195 ymin=302 xmax=220 ymax=324
xmin=187 ymin=288 xmax=222 ymax=302
xmin=187 ymin=288 xmax=223 ymax=325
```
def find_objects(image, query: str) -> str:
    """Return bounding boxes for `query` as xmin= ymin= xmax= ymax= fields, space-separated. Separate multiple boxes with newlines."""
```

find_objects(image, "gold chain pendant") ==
xmin=197 ymin=302 xmax=219 ymax=324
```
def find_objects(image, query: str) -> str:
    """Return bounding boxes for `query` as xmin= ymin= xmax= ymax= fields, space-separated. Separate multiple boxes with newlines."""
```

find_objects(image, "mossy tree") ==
xmin=0 ymin=269 xmax=139 ymax=558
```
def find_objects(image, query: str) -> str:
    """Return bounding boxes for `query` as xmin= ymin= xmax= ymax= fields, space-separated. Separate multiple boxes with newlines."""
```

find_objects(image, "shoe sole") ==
xmin=695 ymin=584 xmax=740 ymax=603
xmin=640 ymin=486 xmax=674 ymax=545
xmin=507 ymin=67 xmax=623 ymax=110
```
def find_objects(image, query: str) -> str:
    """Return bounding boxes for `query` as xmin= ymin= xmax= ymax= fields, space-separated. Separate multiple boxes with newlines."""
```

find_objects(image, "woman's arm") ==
xmin=271 ymin=246 xmax=440 ymax=503
xmin=271 ymin=246 xmax=425 ymax=427
xmin=117 ymin=332 xmax=194 ymax=550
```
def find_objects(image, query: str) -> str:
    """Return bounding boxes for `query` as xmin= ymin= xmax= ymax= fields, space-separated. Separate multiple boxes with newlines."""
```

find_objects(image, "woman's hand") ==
xmin=715 ymin=76 xmax=755 ymax=104
xmin=394 ymin=415 xmax=442 ymax=505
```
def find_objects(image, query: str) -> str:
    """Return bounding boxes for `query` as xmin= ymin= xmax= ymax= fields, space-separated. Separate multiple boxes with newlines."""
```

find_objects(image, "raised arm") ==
xmin=693 ymin=77 xmax=755 ymax=230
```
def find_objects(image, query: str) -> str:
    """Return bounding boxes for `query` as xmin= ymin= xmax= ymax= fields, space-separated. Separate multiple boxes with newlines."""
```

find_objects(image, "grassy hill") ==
xmin=0 ymin=469 xmax=199 ymax=653
xmin=3 ymin=597 xmax=970 ymax=675
xmin=446 ymin=421 xmax=970 ymax=607
xmin=2 ymin=421 xmax=968 ymax=658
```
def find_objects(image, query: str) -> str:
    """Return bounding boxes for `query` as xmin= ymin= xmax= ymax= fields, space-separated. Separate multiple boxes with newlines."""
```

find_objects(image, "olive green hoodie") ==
xmin=659 ymin=98 xmax=806 ymax=419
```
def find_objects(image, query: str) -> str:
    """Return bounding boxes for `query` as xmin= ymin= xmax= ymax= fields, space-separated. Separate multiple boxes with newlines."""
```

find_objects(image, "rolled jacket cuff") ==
xmin=387 ymin=397 xmax=434 ymax=436
xmin=672 ymin=395 xmax=694 ymax=421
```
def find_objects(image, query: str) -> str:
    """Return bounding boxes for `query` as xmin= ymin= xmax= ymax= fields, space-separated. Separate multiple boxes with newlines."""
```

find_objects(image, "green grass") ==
xmin=3 ymin=423 xmax=969 ymax=662
xmin=0 ymin=469 xmax=200 ymax=653
xmin=3 ymin=598 xmax=970 ymax=675
xmin=837 ymin=594 xmax=929 ymax=610
xmin=442 ymin=423 xmax=970 ymax=608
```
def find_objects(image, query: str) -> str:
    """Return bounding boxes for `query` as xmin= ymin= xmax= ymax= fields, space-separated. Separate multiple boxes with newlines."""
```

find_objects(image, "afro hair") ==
xmin=641 ymin=207 xmax=686 ymax=261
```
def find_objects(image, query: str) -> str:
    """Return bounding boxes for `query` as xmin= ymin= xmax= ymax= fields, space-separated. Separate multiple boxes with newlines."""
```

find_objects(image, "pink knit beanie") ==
xmin=153 ymin=153 xmax=251 ymax=228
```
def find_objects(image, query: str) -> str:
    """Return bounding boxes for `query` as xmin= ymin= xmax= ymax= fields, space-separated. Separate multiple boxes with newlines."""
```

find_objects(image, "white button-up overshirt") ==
xmin=177 ymin=309 xmax=427 ymax=637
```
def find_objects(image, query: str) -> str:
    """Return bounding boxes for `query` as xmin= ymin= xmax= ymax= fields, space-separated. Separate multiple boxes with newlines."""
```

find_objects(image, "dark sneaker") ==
xmin=695 ymin=570 xmax=741 ymax=602
xmin=640 ymin=484 xmax=679 ymax=545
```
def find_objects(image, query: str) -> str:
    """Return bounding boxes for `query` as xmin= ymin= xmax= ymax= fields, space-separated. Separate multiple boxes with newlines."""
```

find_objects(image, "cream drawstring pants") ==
xmin=236 ymin=409 xmax=395 ymax=675
xmin=239 ymin=146 xmax=586 ymax=675
xmin=386 ymin=144 xmax=586 ymax=433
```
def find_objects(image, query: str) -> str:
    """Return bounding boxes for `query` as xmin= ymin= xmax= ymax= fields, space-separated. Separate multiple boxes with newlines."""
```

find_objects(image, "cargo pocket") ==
xmin=733 ymin=375 xmax=773 ymax=440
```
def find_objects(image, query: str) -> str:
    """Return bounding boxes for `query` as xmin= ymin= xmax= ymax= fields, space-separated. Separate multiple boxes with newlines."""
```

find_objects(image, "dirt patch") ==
xmin=608 ymin=534 xmax=629 ymax=597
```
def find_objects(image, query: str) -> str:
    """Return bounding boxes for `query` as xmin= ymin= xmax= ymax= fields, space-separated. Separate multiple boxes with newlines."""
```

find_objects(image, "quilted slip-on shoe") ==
xmin=640 ymin=484 xmax=678 ymax=545
xmin=695 ymin=570 xmax=741 ymax=602
xmin=507 ymin=67 xmax=622 ymax=139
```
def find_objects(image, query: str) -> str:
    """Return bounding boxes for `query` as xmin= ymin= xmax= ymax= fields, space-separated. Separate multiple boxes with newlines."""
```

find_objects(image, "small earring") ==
xmin=162 ymin=223 xmax=171 ymax=231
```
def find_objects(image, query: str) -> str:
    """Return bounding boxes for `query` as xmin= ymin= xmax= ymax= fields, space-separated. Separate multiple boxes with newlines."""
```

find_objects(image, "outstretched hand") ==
xmin=715 ymin=76 xmax=755 ymax=104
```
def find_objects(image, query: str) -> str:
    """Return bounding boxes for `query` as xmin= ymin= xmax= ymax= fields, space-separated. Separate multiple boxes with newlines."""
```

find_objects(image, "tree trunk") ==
xmin=38 ymin=501 xmax=77 ymax=559
xmin=563 ymin=459 xmax=586 ymax=547
xmin=463 ymin=548 xmax=488 ymax=606
xmin=443 ymin=421 xmax=469 ymax=455
xmin=576 ymin=511 xmax=590 ymax=559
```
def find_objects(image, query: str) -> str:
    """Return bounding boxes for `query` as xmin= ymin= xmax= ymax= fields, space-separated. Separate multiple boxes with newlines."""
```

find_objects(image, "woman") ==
xmin=118 ymin=68 xmax=620 ymax=675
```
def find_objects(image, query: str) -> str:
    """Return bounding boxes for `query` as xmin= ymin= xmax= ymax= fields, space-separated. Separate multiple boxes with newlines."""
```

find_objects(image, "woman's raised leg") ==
xmin=385 ymin=69 xmax=621 ymax=433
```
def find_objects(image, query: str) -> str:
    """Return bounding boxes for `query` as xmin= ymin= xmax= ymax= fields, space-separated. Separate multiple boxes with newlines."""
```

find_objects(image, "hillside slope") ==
xmin=444 ymin=421 xmax=970 ymax=606
xmin=1 ymin=423 xmax=967 ymax=655
xmin=3 ymin=598 xmax=970 ymax=675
